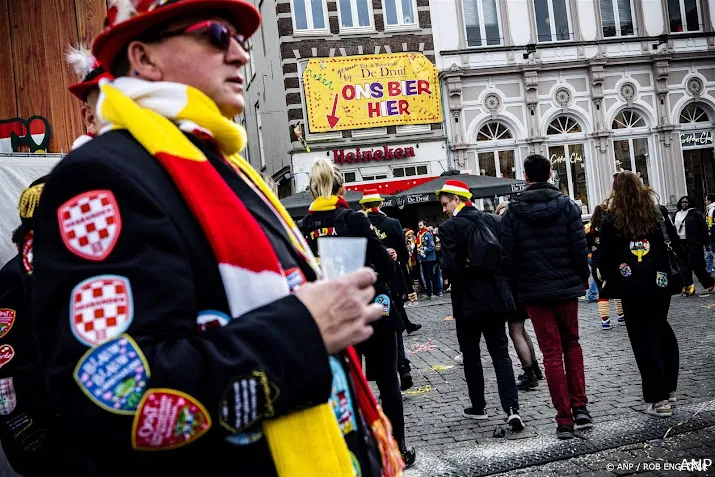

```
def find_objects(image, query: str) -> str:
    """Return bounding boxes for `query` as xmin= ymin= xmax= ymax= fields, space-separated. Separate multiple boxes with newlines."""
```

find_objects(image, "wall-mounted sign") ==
xmin=550 ymin=152 xmax=584 ymax=165
xmin=680 ymin=131 xmax=713 ymax=147
xmin=303 ymin=53 xmax=442 ymax=132
xmin=333 ymin=145 xmax=415 ymax=164
xmin=0 ymin=116 xmax=51 ymax=153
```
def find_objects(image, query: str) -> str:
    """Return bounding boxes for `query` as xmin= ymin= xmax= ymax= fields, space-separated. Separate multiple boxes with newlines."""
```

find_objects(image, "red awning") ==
xmin=344 ymin=176 xmax=437 ymax=196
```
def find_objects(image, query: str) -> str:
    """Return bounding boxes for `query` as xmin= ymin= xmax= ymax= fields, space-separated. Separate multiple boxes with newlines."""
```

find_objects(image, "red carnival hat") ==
xmin=66 ymin=45 xmax=114 ymax=101
xmin=436 ymin=179 xmax=472 ymax=200
xmin=359 ymin=189 xmax=384 ymax=204
xmin=93 ymin=0 xmax=261 ymax=73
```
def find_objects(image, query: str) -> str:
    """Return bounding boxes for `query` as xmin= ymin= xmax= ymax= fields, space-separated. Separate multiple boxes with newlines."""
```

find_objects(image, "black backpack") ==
xmin=458 ymin=211 xmax=502 ymax=272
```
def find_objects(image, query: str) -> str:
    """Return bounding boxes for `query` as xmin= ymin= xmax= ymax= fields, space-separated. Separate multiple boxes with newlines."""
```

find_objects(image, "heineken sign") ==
xmin=680 ymin=131 xmax=713 ymax=147
xmin=333 ymin=145 xmax=415 ymax=165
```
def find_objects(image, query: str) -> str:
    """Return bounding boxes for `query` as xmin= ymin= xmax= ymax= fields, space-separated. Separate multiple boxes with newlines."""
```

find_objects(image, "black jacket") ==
xmin=672 ymin=209 xmax=709 ymax=247
xmin=440 ymin=206 xmax=515 ymax=317
xmin=599 ymin=206 xmax=684 ymax=299
xmin=299 ymin=206 xmax=395 ymax=333
xmin=32 ymin=130 xmax=334 ymax=476
xmin=0 ymin=256 xmax=57 ymax=476
xmin=501 ymin=182 xmax=590 ymax=304
xmin=366 ymin=211 xmax=411 ymax=296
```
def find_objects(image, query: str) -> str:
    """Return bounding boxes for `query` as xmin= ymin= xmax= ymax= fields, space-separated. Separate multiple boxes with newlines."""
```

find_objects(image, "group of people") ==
xmin=0 ymin=1 xmax=413 ymax=476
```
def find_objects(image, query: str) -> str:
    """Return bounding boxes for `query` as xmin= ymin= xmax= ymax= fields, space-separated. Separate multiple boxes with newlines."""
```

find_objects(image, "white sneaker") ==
xmin=645 ymin=400 xmax=672 ymax=418
xmin=454 ymin=354 xmax=463 ymax=365
xmin=601 ymin=319 xmax=613 ymax=330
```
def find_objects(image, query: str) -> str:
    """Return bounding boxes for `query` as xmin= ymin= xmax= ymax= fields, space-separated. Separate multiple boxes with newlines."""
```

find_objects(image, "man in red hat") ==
xmin=66 ymin=45 xmax=114 ymax=149
xmin=437 ymin=179 xmax=524 ymax=432
xmin=31 ymin=1 xmax=393 ymax=475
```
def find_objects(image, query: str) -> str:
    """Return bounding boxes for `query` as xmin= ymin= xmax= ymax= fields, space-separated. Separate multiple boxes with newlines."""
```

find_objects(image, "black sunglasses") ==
xmin=144 ymin=20 xmax=250 ymax=52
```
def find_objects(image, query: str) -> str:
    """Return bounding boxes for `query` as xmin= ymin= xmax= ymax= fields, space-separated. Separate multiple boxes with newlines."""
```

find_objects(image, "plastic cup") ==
xmin=318 ymin=237 xmax=367 ymax=280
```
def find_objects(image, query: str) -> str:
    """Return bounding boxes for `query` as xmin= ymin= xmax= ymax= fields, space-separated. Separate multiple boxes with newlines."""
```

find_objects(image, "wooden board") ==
xmin=74 ymin=0 xmax=107 ymax=48
xmin=0 ymin=0 xmax=18 ymax=118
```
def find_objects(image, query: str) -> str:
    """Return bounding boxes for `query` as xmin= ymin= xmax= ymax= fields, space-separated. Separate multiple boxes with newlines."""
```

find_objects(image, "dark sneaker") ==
xmin=507 ymin=409 xmax=524 ymax=432
xmin=463 ymin=407 xmax=489 ymax=420
xmin=556 ymin=425 xmax=574 ymax=439
xmin=400 ymin=372 xmax=413 ymax=391
xmin=573 ymin=406 xmax=593 ymax=430
xmin=516 ymin=369 xmax=538 ymax=390
xmin=406 ymin=323 xmax=422 ymax=334
xmin=400 ymin=446 xmax=416 ymax=468
xmin=533 ymin=364 xmax=544 ymax=380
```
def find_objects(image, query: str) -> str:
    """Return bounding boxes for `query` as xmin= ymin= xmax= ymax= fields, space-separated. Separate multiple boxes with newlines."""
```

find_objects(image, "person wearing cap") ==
xmin=31 ymin=1 xmax=399 ymax=475
xmin=436 ymin=179 xmax=524 ymax=432
xmin=500 ymin=154 xmax=591 ymax=440
xmin=0 ymin=177 xmax=58 ymax=476
xmin=416 ymin=220 xmax=439 ymax=298
xmin=360 ymin=189 xmax=421 ymax=392
xmin=299 ymin=159 xmax=416 ymax=468
xmin=66 ymin=45 xmax=114 ymax=149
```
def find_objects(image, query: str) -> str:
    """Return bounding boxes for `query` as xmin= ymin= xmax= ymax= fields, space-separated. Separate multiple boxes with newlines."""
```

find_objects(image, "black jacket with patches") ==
xmin=439 ymin=205 xmax=515 ymax=317
xmin=0 ymin=255 xmax=57 ymax=476
xmin=500 ymin=182 xmax=590 ymax=304
xmin=366 ymin=211 xmax=411 ymax=297
xmin=32 ymin=130 xmax=334 ymax=476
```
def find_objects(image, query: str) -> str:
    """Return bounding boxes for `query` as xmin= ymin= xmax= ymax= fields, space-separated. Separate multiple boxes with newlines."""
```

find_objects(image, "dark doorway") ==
xmin=683 ymin=147 xmax=715 ymax=211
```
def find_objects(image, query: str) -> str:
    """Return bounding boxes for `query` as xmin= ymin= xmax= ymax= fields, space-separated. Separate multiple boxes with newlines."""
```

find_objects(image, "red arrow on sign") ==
xmin=326 ymin=94 xmax=340 ymax=129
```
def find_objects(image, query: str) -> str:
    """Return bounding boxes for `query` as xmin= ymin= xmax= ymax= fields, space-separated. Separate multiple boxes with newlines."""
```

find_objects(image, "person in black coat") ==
xmin=437 ymin=179 xmax=524 ymax=432
xmin=500 ymin=154 xmax=591 ymax=440
xmin=671 ymin=196 xmax=714 ymax=295
xmin=598 ymin=172 xmax=684 ymax=417
xmin=360 ymin=190 xmax=421 ymax=392
xmin=30 ymin=4 xmax=385 ymax=475
xmin=587 ymin=204 xmax=624 ymax=328
xmin=299 ymin=159 xmax=416 ymax=467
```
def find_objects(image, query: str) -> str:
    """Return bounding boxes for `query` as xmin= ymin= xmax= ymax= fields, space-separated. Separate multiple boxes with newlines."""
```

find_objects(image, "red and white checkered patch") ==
xmin=70 ymin=275 xmax=134 ymax=347
xmin=58 ymin=190 xmax=121 ymax=261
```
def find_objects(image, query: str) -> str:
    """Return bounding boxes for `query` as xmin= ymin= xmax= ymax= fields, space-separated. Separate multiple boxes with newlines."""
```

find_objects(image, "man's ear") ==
xmin=126 ymin=40 xmax=163 ymax=81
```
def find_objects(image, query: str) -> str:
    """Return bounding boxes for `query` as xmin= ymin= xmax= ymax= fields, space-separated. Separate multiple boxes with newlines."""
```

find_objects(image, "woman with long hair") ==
xmin=299 ymin=158 xmax=416 ymax=467
xmin=599 ymin=172 xmax=683 ymax=417
xmin=495 ymin=202 xmax=543 ymax=389
xmin=587 ymin=204 xmax=624 ymax=329
xmin=672 ymin=196 xmax=714 ymax=296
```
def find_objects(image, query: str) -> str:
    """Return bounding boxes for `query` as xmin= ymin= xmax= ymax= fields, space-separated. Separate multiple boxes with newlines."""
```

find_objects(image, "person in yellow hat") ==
xmin=30 ymin=1 xmax=400 ymax=475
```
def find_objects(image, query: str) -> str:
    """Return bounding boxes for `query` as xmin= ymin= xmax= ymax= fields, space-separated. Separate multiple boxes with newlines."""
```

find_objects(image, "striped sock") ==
xmin=615 ymin=299 xmax=623 ymax=317
xmin=598 ymin=299 xmax=610 ymax=320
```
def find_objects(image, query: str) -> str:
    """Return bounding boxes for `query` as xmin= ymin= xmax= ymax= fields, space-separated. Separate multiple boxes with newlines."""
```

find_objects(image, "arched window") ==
xmin=612 ymin=109 xmax=651 ymax=186
xmin=680 ymin=103 xmax=710 ymax=124
xmin=547 ymin=116 xmax=582 ymax=135
xmin=612 ymin=109 xmax=646 ymax=129
xmin=476 ymin=121 xmax=513 ymax=141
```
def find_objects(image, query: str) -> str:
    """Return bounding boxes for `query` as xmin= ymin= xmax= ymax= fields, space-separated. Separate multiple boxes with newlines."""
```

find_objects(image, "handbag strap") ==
xmin=656 ymin=208 xmax=673 ymax=252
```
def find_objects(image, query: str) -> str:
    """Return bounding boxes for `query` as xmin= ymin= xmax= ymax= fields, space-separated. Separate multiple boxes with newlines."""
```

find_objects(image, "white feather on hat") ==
xmin=113 ymin=0 xmax=138 ymax=24
xmin=65 ymin=44 xmax=96 ymax=80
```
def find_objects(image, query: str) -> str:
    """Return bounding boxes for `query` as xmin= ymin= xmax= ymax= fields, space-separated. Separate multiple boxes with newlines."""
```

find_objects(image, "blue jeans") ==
xmin=435 ymin=261 xmax=443 ymax=294
xmin=706 ymin=249 xmax=714 ymax=274
xmin=587 ymin=258 xmax=599 ymax=301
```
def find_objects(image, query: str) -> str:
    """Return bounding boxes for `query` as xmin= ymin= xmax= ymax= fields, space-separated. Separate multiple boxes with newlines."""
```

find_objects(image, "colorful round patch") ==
xmin=58 ymin=190 xmax=121 ymax=261
xmin=629 ymin=239 xmax=650 ymax=262
xmin=0 ymin=377 xmax=17 ymax=415
xmin=132 ymin=389 xmax=211 ymax=451
xmin=73 ymin=334 xmax=150 ymax=415
xmin=375 ymin=294 xmax=390 ymax=317
xmin=70 ymin=275 xmax=133 ymax=347
xmin=196 ymin=310 xmax=230 ymax=333
xmin=656 ymin=271 xmax=669 ymax=288
xmin=0 ymin=309 xmax=16 ymax=339
xmin=0 ymin=345 xmax=14 ymax=370
xmin=619 ymin=263 xmax=633 ymax=278
xmin=328 ymin=356 xmax=358 ymax=436
xmin=21 ymin=231 xmax=33 ymax=274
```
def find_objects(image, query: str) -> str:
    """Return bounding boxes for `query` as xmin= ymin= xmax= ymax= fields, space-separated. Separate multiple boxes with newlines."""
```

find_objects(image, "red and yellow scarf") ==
xmin=308 ymin=195 xmax=351 ymax=213
xmin=97 ymin=77 xmax=402 ymax=476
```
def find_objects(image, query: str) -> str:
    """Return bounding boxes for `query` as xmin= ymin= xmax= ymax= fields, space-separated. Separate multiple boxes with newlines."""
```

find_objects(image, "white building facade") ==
xmin=430 ymin=0 xmax=715 ymax=211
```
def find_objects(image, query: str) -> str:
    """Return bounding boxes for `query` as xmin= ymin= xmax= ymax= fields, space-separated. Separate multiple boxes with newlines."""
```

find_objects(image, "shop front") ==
xmin=678 ymin=103 xmax=715 ymax=211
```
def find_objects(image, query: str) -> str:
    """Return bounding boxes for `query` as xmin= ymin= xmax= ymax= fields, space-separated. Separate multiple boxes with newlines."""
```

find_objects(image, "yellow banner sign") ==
xmin=303 ymin=53 xmax=442 ymax=132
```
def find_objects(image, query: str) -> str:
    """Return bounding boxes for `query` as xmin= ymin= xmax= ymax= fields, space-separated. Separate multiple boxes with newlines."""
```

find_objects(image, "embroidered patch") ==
xmin=285 ymin=267 xmax=306 ymax=291
xmin=21 ymin=231 xmax=33 ymax=274
xmin=219 ymin=376 xmax=264 ymax=433
xmin=0 ymin=309 xmax=16 ymax=339
xmin=619 ymin=263 xmax=632 ymax=278
xmin=656 ymin=271 xmax=669 ymax=288
xmin=73 ymin=335 xmax=150 ymax=415
xmin=6 ymin=412 xmax=32 ymax=439
xmin=20 ymin=429 xmax=47 ymax=453
xmin=328 ymin=356 xmax=357 ymax=435
xmin=224 ymin=425 xmax=263 ymax=446
xmin=375 ymin=294 xmax=390 ymax=317
xmin=58 ymin=190 xmax=121 ymax=261
xmin=0 ymin=378 xmax=17 ymax=415
xmin=594 ymin=237 xmax=600 ymax=245
xmin=629 ymin=239 xmax=650 ymax=262
xmin=196 ymin=310 xmax=230 ymax=333
xmin=70 ymin=275 xmax=133 ymax=347
xmin=0 ymin=345 xmax=14 ymax=370
xmin=132 ymin=389 xmax=211 ymax=450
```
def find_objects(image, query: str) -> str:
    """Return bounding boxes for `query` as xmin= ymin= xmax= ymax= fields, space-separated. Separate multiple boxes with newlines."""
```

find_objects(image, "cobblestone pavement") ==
xmin=400 ymin=290 xmax=715 ymax=477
